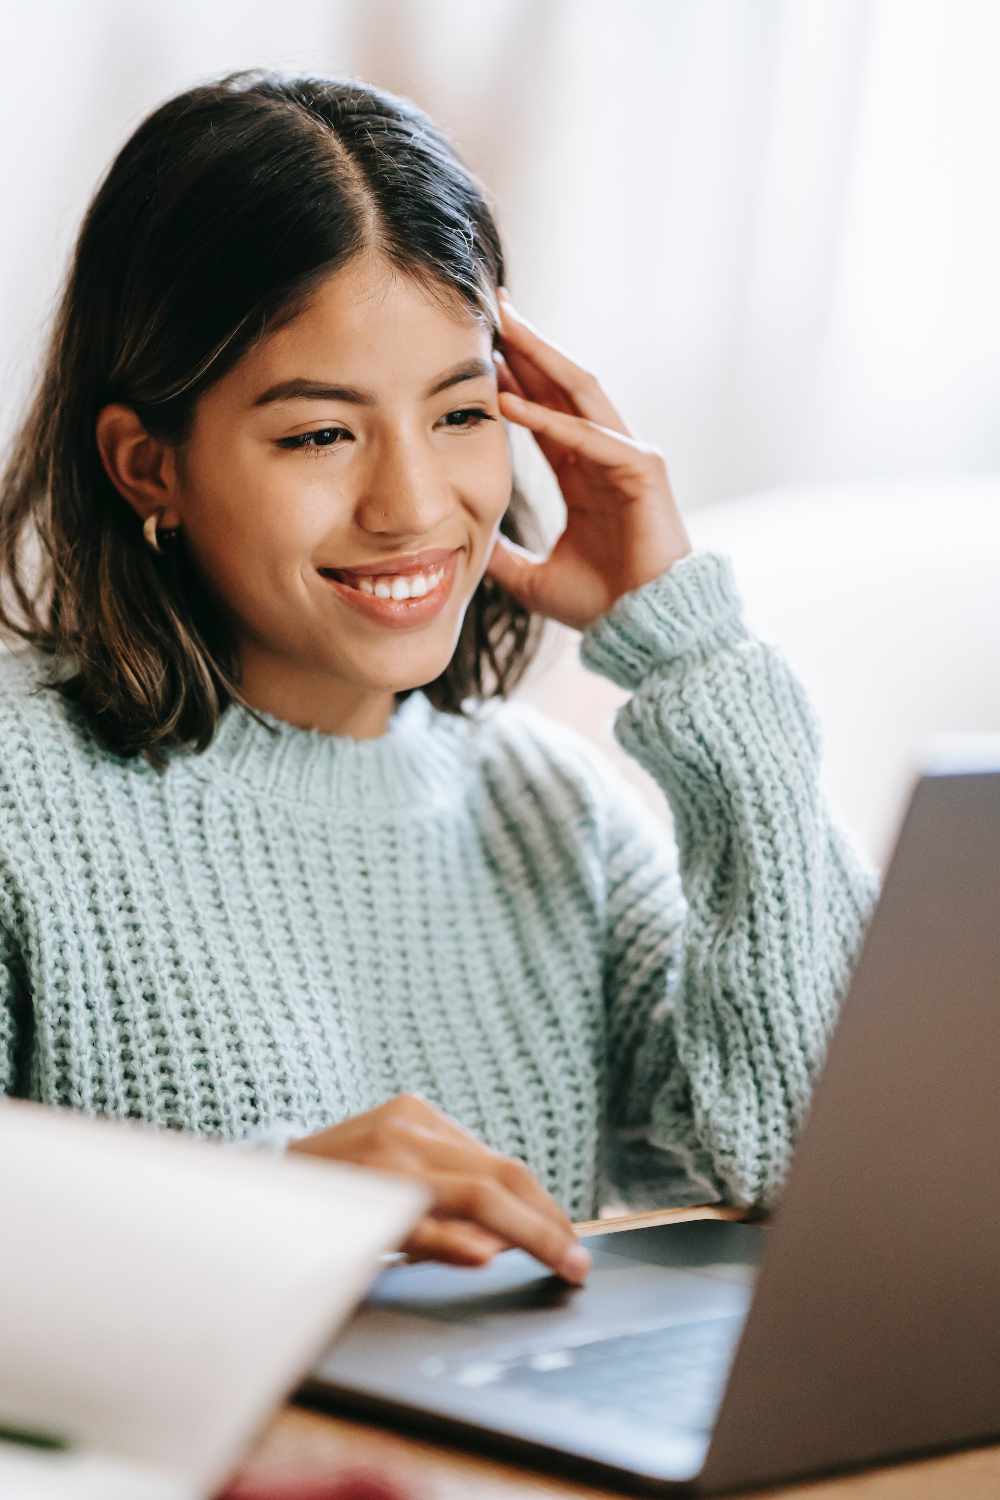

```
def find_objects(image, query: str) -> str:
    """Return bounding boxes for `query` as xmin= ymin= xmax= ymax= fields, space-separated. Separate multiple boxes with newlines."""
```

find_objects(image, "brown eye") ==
xmin=277 ymin=427 xmax=347 ymax=454
xmin=441 ymin=409 xmax=496 ymax=431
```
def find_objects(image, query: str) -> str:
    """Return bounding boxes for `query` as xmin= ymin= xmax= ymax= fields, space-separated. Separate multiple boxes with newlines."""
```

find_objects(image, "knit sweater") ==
xmin=0 ymin=549 xmax=879 ymax=1217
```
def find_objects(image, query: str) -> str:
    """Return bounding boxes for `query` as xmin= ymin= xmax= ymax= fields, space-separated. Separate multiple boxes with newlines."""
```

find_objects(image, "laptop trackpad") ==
xmin=364 ymin=1220 xmax=763 ymax=1346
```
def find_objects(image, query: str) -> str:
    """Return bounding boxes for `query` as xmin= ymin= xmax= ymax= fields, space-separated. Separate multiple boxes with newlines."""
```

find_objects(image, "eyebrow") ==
xmin=250 ymin=356 xmax=496 ymax=409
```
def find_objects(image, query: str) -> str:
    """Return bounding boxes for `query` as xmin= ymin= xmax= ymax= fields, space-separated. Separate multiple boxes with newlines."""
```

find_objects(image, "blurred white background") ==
xmin=1 ymin=0 xmax=998 ymax=866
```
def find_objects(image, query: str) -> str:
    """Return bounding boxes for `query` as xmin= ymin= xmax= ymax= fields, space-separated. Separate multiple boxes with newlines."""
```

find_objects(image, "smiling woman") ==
xmin=0 ymin=68 xmax=546 ymax=758
xmin=89 ymin=253 xmax=524 ymax=737
xmin=0 ymin=67 xmax=879 ymax=1278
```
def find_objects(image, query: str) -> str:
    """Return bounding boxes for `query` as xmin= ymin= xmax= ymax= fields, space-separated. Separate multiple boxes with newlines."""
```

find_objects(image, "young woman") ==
xmin=0 ymin=67 xmax=879 ymax=1287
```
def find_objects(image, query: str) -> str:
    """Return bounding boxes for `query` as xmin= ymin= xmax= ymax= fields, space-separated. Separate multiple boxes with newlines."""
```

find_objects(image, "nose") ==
xmin=353 ymin=429 xmax=455 ymax=538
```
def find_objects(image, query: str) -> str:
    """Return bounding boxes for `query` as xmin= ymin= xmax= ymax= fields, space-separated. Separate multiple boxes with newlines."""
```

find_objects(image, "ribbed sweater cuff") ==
xmin=577 ymin=550 xmax=749 ymax=691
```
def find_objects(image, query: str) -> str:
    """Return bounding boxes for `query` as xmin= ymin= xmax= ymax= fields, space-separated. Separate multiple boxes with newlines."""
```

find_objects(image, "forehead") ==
xmin=230 ymin=260 xmax=492 ymax=404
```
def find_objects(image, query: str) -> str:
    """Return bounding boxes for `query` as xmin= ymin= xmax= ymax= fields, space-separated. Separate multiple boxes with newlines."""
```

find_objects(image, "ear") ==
xmin=94 ymin=403 xmax=182 ymax=531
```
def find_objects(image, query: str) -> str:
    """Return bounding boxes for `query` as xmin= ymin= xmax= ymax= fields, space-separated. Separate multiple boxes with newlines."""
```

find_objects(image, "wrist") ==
xmin=579 ymin=549 xmax=748 ymax=691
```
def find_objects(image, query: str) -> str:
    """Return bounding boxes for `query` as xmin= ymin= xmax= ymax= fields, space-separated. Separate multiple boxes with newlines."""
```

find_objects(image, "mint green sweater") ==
xmin=0 ymin=550 xmax=879 ymax=1216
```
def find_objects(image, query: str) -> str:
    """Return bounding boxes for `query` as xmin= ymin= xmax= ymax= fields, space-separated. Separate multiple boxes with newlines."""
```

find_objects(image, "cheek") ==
xmin=472 ymin=440 xmax=514 ymax=523
xmin=216 ymin=439 xmax=327 ymax=543
xmin=184 ymin=460 xmax=320 ymax=607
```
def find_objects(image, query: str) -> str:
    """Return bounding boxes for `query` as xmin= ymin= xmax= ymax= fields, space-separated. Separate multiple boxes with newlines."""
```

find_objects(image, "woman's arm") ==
xmin=579 ymin=549 xmax=881 ymax=1212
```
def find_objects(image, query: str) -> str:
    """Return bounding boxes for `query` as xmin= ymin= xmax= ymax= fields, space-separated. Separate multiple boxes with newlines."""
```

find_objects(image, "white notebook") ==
xmin=0 ymin=1443 xmax=186 ymax=1499
xmin=0 ymin=1099 xmax=428 ymax=1499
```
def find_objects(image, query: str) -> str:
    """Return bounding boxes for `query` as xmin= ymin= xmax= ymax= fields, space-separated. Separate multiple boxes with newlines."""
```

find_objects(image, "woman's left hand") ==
xmin=484 ymin=287 xmax=693 ymax=632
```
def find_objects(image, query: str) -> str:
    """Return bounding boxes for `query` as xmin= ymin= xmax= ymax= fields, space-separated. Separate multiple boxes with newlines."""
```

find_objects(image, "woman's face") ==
xmin=171 ymin=256 xmax=512 ymax=731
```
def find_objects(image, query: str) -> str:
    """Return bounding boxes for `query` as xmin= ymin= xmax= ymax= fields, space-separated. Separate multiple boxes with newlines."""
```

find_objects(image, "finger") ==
xmin=430 ymin=1173 xmax=589 ymax=1284
xmin=497 ymin=389 xmax=658 ymax=497
xmin=492 ymin=358 xmax=578 ymax=479
xmin=387 ymin=1099 xmax=576 ymax=1242
xmin=496 ymin=349 xmax=576 ymax=477
xmin=405 ymin=1107 xmax=575 ymax=1237
xmin=494 ymin=347 xmax=572 ymax=475
xmin=496 ymin=294 xmax=583 ymax=413
xmin=492 ymin=1152 xmax=576 ymax=1238
xmin=432 ymin=1217 xmax=511 ymax=1255
xmin=498 ymin=336 xmax=571 ymax=415
xmin=497 ymin=295 xmax=630 ymax=434
xmin=492 ymin=347 xmax=529 ymax=401
xmin=403 ymin=1215 xmax=509 ymax=1267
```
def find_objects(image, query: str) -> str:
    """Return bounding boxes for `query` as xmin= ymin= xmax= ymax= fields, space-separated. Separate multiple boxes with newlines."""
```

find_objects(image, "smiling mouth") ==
xmin=318 ymin=563 xmax=447 ymax=601
xmin=314 ymin=549 xmax=460 ymax=626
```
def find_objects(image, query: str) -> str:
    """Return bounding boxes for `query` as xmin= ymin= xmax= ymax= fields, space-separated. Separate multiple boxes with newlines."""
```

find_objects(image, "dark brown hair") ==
xmin=0 ymin=67 xmax=548 ymax=769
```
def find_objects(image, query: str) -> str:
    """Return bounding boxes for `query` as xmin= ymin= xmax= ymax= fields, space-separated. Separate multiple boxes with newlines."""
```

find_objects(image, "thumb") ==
xmin=484 ymin=532 xmax=545 ymax=610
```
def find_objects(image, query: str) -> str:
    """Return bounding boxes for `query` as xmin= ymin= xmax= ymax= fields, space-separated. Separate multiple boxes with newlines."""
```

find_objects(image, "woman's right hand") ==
xmin=285 ymin=1093 xmax=591 ymax=1284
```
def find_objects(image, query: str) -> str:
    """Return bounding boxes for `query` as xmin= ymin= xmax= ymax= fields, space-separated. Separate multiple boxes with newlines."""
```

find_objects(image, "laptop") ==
xmin=300 ymin=733 xmax=1000 ymax=1494
xmin=0 ymin=1099 xmax=428 ymax=1499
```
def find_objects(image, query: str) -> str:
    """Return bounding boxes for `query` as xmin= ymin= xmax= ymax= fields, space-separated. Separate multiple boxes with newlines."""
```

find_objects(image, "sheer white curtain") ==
xmin=1 ymin=0 xmax=996 ymax=521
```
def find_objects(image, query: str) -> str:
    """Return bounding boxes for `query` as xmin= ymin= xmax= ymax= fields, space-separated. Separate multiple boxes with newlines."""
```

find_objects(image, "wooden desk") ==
xmin=233 ymin=1206 xmax=1000 ymax=1498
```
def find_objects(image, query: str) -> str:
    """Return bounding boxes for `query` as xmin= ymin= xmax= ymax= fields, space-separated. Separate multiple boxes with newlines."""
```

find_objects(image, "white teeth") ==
xmin=347 ymin=566 xmax=445 ymax=601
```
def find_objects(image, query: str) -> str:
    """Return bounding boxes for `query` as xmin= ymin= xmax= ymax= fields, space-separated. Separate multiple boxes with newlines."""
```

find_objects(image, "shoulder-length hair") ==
xmin=0 ymin=67 xmax=548 ymax=770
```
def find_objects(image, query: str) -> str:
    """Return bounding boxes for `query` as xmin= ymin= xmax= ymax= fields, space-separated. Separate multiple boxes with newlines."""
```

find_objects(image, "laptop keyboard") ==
xmin=450 ymin=1314 xmax=744 ymax=1433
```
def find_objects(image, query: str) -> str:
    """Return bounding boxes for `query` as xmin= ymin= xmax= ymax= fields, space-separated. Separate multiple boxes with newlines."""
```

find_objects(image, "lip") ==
xmin=322 ymin=546 xmax=461 ymax=579
xmin=316 ymin=548 xmax=460 ymax=629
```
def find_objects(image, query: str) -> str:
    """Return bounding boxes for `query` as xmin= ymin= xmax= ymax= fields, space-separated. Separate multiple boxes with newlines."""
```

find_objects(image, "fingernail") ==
xmin=559 ymin=1244 xmax=591 ymax=1283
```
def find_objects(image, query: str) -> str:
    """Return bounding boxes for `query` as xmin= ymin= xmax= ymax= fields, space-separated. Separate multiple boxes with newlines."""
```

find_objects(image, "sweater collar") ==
xmin=174 ymin=689 xmax=471 ymax=812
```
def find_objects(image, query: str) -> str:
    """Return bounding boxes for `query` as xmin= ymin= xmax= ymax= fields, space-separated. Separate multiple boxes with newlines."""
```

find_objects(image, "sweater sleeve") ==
xmin=578 ymin=549 xmax=881 ymax=1212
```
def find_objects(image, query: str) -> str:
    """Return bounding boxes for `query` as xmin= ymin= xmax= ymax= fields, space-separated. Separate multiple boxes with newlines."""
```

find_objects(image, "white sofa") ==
xmin=517 ymin=476 xmax=1000 ymax=873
